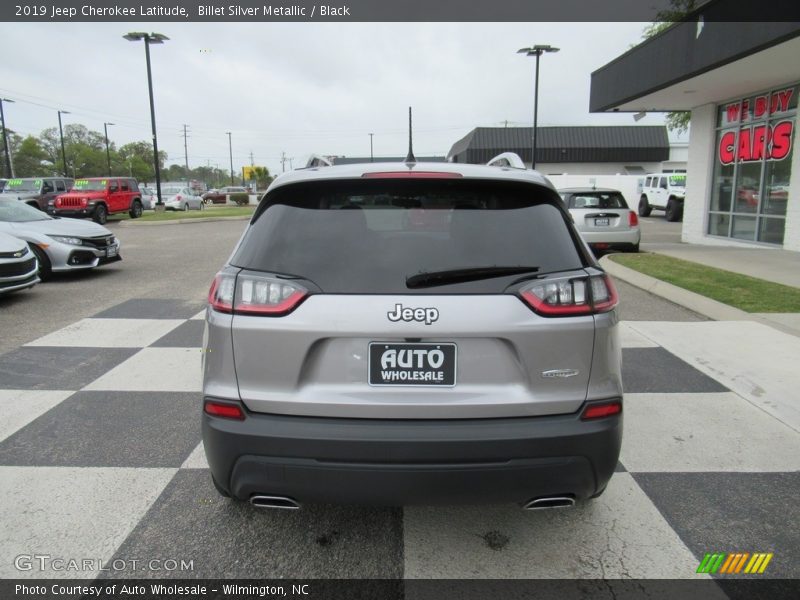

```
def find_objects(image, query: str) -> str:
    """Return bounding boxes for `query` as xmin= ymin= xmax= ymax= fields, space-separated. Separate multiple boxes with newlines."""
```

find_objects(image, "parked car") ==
xmin=202 ymin=157 xmax=622 ymax=508
xmin=639 ymin=173 xmax=686 ymax=222
xmin=0 ymin=199 xmax=121 ymax=279
xmin=0 ymin=231 xmax=39 ymax=295
xmin=559 ymin=188 xmax=640 ymax=254
xmin=138 ymin=185 xmax=157 ymax=210
xmin=52 ymin=177 xmax=143 ymax=224
xmin=202 ymin=186 xmax=248 ymax=204
xmin=161 ymin=186 xmax=204 ymax=211
xmin=1 ymin=177 xmax=73 ymax=211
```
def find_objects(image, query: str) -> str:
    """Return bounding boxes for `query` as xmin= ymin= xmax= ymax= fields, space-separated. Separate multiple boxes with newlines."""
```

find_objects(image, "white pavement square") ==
xmin=621 ymin=392 xmax=800 ymax=472
xmin=625 ymin=321 xmax=800 ymax=432
xmin=180 ymin=442 xmax=209 ymax=469
xmin=190 ymin=310 xmax=206 ymax=320
xmin=83 ymin=347 xmax=202 ymax=392
xmin=618 ymin=322 xmax=659 ymax=348
xmin=0 ymin=466 xmax=176 ymax=579
xmin=402 ymin=473 xmax=703 ymax=579
xmin=25 ymin=318 xmax=184 ymax=348
xmin=0 ymin=390 xmax=74 ymax=443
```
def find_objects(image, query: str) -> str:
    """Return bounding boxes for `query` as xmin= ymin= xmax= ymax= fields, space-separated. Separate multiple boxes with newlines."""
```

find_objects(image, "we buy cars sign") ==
xmin=718 ymin=86 xmax=795 ymax=165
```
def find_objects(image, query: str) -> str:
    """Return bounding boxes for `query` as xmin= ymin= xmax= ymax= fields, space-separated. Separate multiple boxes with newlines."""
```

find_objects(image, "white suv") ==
xmin=638 ymin=173 xmax=686 ymax=222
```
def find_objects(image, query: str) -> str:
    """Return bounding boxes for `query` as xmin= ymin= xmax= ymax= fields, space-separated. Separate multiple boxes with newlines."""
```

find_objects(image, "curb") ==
xmin=117 ymin=215 xmax=252 ymax=227
xmin=600 ymin=255 xmax=800 ymax=338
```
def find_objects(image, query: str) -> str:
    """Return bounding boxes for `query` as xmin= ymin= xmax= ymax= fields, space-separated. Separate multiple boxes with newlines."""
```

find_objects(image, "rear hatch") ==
xmin=567 ymin=191 xmax=632 ymax=234
xmin=220 ymin=177 xmax=609 ymax=419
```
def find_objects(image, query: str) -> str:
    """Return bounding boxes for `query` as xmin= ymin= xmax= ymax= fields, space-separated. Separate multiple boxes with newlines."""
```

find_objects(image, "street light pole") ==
xmin=369 ymin=133 xmax=374 ymax=162
xmin=57 ymin=110 xmax=70 ymax=177
xmin=226 ymin=132 xmax=234 ymax=185
xmin=104 ymin=122 xmax=114 ymax=174
xmin=0 ymin=98 xmax=14 ymax=178
xmin=518 ymin=44 xmax=559 ymax=170
xmin=124 ymin=32 xmax=168 ymax=205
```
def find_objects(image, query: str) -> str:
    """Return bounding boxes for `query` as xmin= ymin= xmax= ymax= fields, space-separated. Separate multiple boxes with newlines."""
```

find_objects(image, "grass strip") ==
xmin=609 ymin=253 xmax=800 ymax=313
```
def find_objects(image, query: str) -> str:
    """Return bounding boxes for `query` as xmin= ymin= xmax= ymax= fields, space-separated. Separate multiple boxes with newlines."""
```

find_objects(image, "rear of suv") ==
xmin=638 ymin=173 xmax=686 ymax=222
xmin=53 ymin=177 xmax=143 ymax=224
xmin=202 ymin=159 xmax=623 ymax=509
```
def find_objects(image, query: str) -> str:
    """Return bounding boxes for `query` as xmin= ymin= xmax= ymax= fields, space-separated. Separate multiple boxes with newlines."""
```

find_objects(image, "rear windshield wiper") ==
xmin=406 ymin=266 xmax=540 ymax=289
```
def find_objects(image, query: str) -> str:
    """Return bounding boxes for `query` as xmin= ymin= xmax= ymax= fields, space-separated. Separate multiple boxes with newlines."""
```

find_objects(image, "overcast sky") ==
xmin=0 ymin=22 xmax=680 ymax=176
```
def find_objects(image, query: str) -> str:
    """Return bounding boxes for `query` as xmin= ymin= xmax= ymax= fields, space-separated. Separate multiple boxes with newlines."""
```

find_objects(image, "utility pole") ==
xmin=369 ymin=133 xmax=374 ymax=162
xmin=0 ymin=98 xmax=14 ymax=178
xmin=103 ymin=122 xmax=114 ymax=173
xmin=182 ymin=124 xmax=190 ymax=184
xmin=280 ymin=151 xmax=286 ymax=173
xmin=226 ymin=131 xmax=234 ymax=185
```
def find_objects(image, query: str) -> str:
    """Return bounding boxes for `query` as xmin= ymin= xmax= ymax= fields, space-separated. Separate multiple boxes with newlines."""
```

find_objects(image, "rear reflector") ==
xmin=520 ymin=274 xmax=618 ymax=316
xmin=628 ymin=211 xmax=639 ymax=227
xmin=361 ymin=171 xmax=462 ymax=179
xmin=581 ymin=401 xmax=622 ymax=420
xmin=204 ymin=400 xmax=245 ymax=420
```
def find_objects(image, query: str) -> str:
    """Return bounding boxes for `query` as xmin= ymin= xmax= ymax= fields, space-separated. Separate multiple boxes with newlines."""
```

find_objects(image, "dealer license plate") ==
xmin=106 ymin=245 xmax=118 ymax=257
xmin=368 ymin=342 xmax=457 ymax=386
xmin=594 ymin=218 xmax=610 ymax=227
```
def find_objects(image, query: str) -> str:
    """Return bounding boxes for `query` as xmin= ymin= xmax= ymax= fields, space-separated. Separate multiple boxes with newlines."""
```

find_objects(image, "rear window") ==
xmin=232 ymin=179 xmax=585 ymax=294
xmin=566 ymin=192 xmax=628 ymax=210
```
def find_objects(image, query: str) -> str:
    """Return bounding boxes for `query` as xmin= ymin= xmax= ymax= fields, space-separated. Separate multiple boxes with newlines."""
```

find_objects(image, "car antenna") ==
xmin=405 ymin=106 xmax=416 ymax=164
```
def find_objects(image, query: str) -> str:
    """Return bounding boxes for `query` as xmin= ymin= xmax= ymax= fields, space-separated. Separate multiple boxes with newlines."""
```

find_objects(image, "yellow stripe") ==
xmin=744 ymin=554 xmax=760 ymax=574
xmin=734 ymin=553 xmax=749 ymax=573
xmin=748 ymin=553 xmax=766 ymax=574
xmin=758 ymin=553 xmax=774 ymax=574
xmin=720 ymin=553 xmax=736 ymax=574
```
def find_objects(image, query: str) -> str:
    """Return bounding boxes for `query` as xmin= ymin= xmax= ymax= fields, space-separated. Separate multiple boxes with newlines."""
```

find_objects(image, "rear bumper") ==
xmin=202 ymin=399 xmax=623 ymax=506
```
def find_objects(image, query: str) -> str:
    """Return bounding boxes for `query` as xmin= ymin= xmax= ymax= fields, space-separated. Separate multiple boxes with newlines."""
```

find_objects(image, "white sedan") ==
xmin=558 ymin=187 xmax=640 ymax=254
xmin=161 ymin=186 xmax=205 ymax=211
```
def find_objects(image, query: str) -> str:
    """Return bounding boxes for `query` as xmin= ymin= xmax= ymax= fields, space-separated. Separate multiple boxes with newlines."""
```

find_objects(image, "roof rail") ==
xmin=486 ymin=152 xmax=526 ymax=169
xmin=305 ymin=154 xmax=333 ymax=168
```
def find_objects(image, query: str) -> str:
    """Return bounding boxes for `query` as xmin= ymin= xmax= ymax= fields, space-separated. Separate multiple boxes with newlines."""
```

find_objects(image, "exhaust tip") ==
xmin=523 ymin=496 xmax=575 ymax=510
xmin=250 ymin=495 xmax=301 ymax=510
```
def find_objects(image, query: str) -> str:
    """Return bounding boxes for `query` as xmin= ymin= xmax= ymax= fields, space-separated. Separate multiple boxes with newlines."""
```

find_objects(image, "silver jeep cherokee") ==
xmin=202 ymin=157 xmax=623 ymax=509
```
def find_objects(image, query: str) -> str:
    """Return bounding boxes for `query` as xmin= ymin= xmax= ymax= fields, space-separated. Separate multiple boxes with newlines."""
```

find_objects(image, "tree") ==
xmin=249 ymin=166 xmax=272 ymax=190
xmin=642 ymin=0 xmax=696 ymax=134
xmin=117 ymin=141 xmax=167 ymax=184
xmin=12 ymin=136 xmax=49 ymax=177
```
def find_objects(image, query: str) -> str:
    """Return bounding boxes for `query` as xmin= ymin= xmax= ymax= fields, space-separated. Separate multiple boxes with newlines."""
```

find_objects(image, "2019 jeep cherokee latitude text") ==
xmin=202 ymin=161 xmax=623 ymax=508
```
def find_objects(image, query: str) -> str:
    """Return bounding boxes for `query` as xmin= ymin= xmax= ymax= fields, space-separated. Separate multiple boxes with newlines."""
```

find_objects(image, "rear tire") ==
xmin=129 ymin=200 xmax=143 ymax=219
xmin=93 ymin=204 xmax=108 ymax=225
xmin=638 ymin=196 xmax=652 ymax=217
xmin=629 ymin=243 xmax=640 ymax=253
xmin=29 ymin=244 xmax=52 ymax=280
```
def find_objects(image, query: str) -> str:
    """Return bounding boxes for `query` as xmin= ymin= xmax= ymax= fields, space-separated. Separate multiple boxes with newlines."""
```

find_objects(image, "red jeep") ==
xmin=53 ymin=177 xmax=143 ymax=224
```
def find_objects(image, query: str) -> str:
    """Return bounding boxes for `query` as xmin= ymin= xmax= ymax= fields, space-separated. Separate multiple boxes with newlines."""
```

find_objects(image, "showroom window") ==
xmin=708 ymin=83 xmax=797 ymax=245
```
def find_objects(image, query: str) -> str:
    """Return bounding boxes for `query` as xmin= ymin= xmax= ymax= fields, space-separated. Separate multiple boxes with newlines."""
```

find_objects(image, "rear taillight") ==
xmin=581 ymin=400 xmax=622 ymax=420
xmin=208 ymin=271 xmax=307 ymax=316
xmin=628 ymin=211 xmax=639 ymax=227
xmin=520 ymin=274 xmax=618 ymax=316
xmin=208 ymin=273 xmax=235 ymax=313
xmin=204 ymin=400 xmax=245 ymax=420
xmin=176 ymin=194 xmax=182 ymax=201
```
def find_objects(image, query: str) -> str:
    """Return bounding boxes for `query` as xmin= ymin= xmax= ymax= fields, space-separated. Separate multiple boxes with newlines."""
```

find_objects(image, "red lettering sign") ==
xmin=723 ymin=87 xmax=795 ymax=125
xmin=718 ymin=120 xmax=794 ymax=165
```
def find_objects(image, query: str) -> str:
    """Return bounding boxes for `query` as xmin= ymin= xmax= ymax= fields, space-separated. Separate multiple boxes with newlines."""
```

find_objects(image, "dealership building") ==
xmin=591 ymin=4 xmax=800 ymax=251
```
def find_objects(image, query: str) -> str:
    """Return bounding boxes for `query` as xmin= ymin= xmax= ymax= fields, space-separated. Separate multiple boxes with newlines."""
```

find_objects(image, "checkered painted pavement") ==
xmin=0 ymin=299 xmax=798 ymax=581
